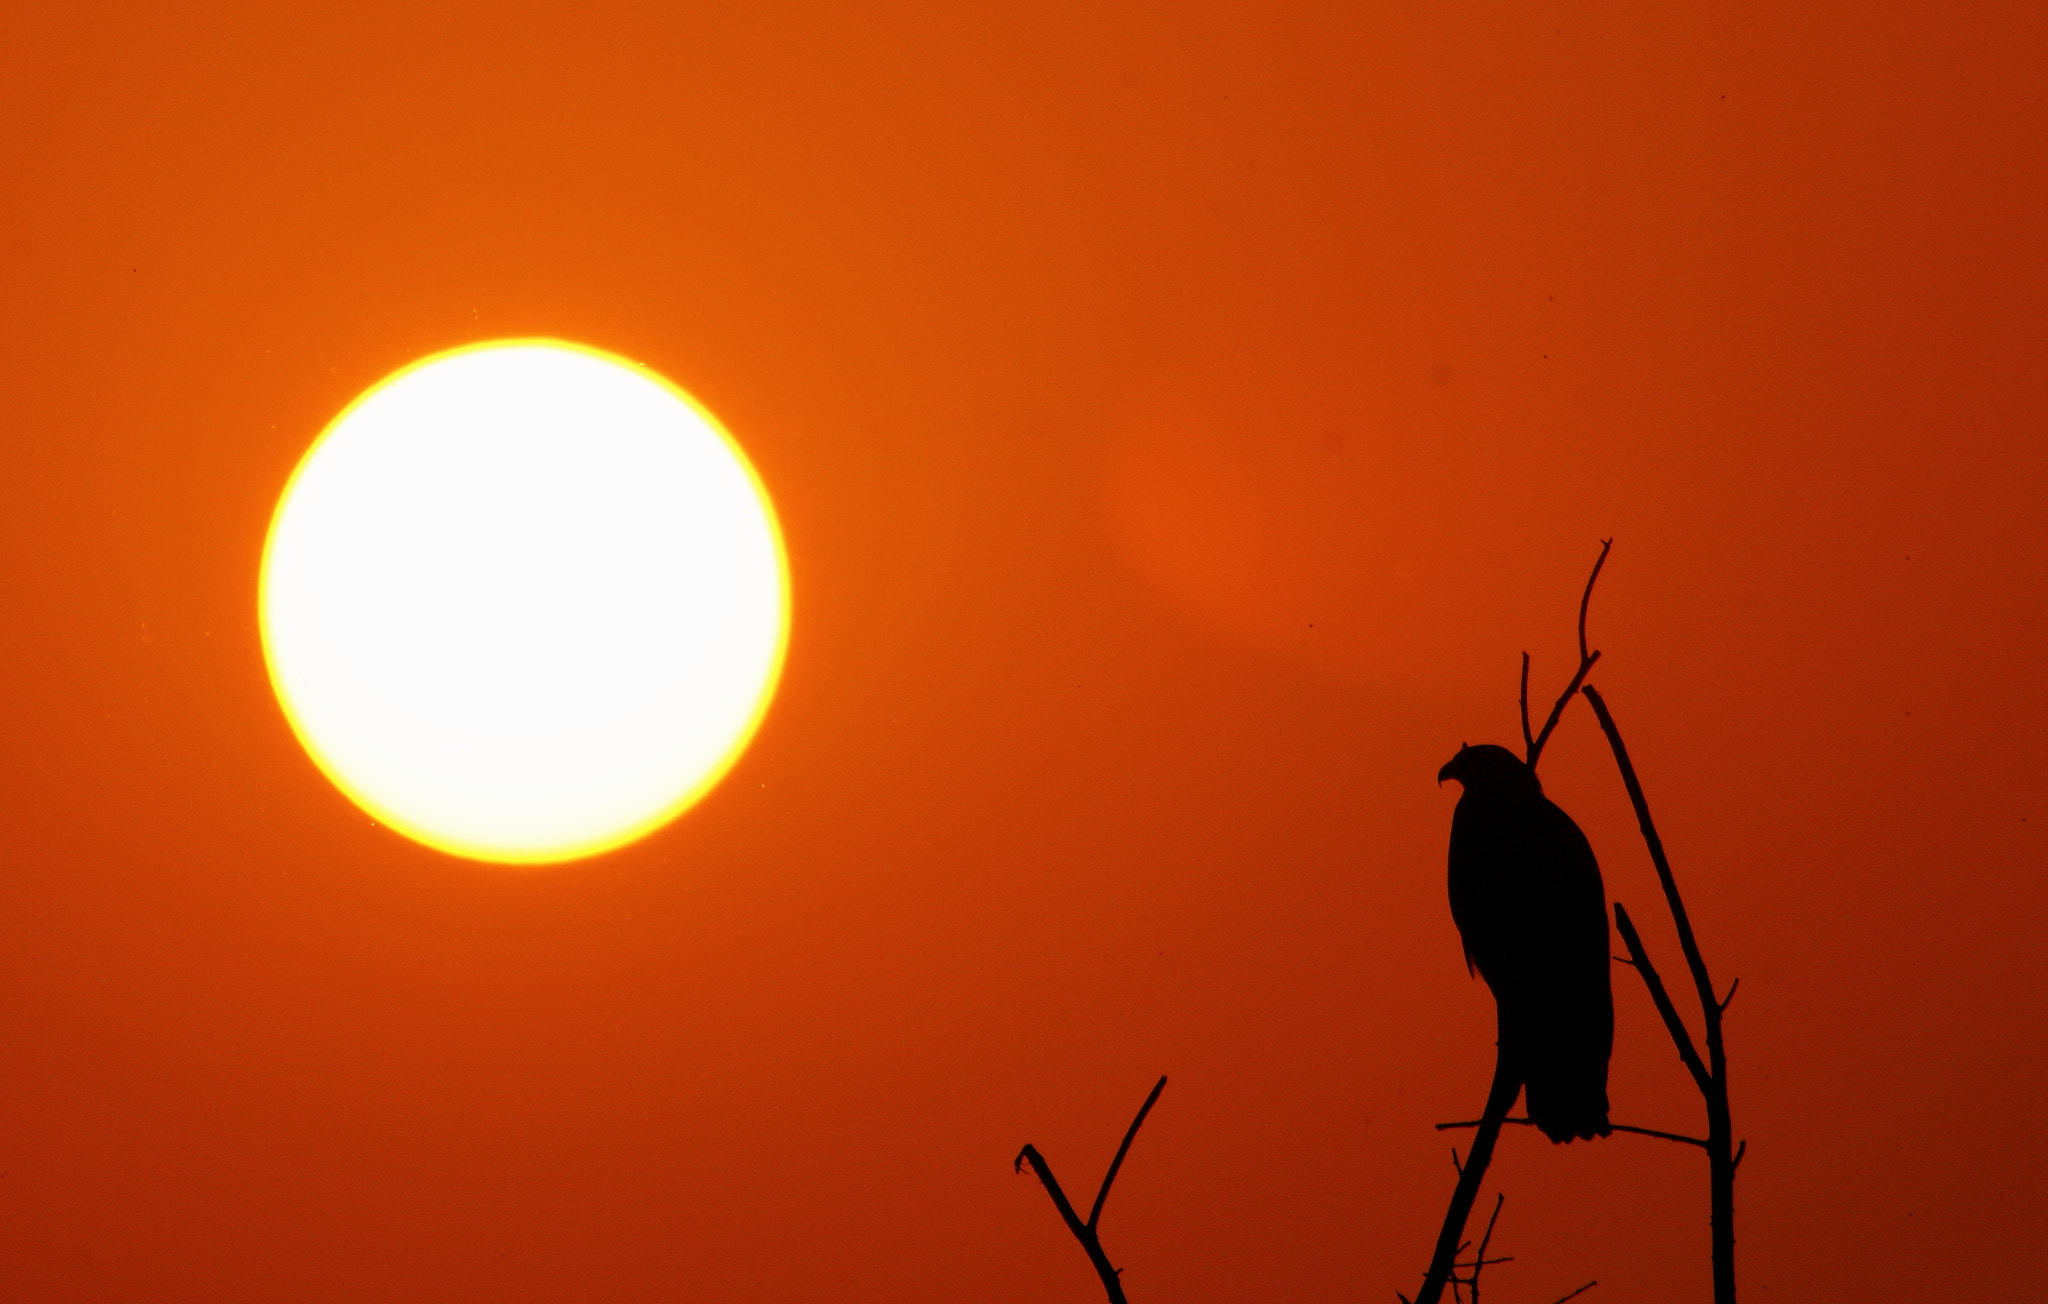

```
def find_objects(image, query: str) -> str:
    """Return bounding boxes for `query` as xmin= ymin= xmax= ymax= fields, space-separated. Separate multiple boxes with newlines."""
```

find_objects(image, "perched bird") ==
xmin=1438 ymin=743 xmax=1614 ymax=1142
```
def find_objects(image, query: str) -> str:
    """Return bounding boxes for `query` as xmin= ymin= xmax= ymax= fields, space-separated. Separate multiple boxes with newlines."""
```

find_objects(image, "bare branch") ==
xmin=1014 ymin=1078 xmax=1167 ymax=1304
xmin=1581 ymin=685 xmax=1721 ymax=1047
xmin=1435 ymin=1115 xmax=1708 ymax=1149
xmin=1520 ymin=652 xmax=1535 ymax=759
xmin=1579 ymin=538 xmax=1613 ymax=663
xmin=1718 ymin=977 xmax=1740 ymax=1014
xmin=1525 ymin=540 xmax=1613 ymax=770
xmin=1463 ymin=1193 xmax=1507 ymax=1304
xmin=1614 ymin=903 xmax=1713 ymax=1094
xmin=1584 ymin=683 xmax=1739 ymax=1303
xmin=1412 ymin=1040 xmax=1521 ymax=1304
xmin=1013 ymin=1145 xmax=1126 ymax=1304
xmin=1088 ymin=1075 xmax=1168 ymax=1229
xmin=1549 ymin=1282 xmax=1599 ymax=1304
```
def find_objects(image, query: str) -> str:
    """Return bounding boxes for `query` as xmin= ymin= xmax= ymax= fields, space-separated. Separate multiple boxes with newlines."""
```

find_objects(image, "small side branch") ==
xmin=1014 ymin=1077 xmax=1168 ymax=1304
xmin=1089 ymin=1075 xmax=1168 ymax=1229
xmin=1453 ymin=1193 xmax=1512 ymax=1304
xmin=1520 ymin=653 xmax=1536 ymax=759
xmin=1435 ymin=1116 xmax=1708 ymax=1149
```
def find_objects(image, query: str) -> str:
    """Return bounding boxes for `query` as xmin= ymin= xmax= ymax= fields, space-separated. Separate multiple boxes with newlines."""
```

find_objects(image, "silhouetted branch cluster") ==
xmin=1411 ymin=540 xmax=1742 ymax=1304
xmin=1010 ymin=542 xmax=1743 ymax=1304
xmin=1583 ymin=684 xmax=1742 ymax=1304
xmin=1408 ymin=543 xmax=1615 ymax=1304
xmin=1406 ymin=1047 xmax=1522 ymax=1304
xmin=1013 ymin=1076 xmax=1167 ymax=1304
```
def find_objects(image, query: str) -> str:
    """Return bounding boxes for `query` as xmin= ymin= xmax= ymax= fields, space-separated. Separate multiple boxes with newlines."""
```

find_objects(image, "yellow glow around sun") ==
xmin=260 ymin=340 xmax=789 ymax=865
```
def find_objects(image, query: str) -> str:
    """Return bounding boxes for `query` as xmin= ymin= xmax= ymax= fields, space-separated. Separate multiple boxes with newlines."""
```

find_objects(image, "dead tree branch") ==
xmin=1435 ymin=1116 xmax=1707 ymax=1149
xmin=1404 ymin=1033 xmax=1520 ymax=1304
xmin=1523 ymin=538 xmax=1612 ymax=770
xmin=1411 ymin=540 xmax=1614 ymax=1304
xmin=1014 ymin=1076 xmax=1168 ymax=1304
xmin=1582 ymin=683 xmax=1739 ymax=1304
xmin=1451 ymin=1193 xmax=1513 ymax=1304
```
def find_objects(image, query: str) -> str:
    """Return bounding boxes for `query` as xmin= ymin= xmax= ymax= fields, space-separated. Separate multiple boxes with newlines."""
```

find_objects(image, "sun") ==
xmin=259 ymin=339 xmax=789 ymax=865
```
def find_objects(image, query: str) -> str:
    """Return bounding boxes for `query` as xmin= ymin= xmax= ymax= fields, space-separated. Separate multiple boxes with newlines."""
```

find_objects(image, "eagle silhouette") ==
xmin=1438 ymin=743 xmax=1613 ymax=1142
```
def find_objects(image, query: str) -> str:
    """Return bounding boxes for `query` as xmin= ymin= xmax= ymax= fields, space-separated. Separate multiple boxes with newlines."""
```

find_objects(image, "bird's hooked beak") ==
xmin=1437 ymin=743 xmax=1469 ymax=787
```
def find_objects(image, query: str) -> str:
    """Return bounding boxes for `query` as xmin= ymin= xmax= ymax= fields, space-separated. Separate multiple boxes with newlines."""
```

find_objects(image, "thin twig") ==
xmin=1549 ymin=1282 xmax=1599 ymax=1304
xmin=1520 ymin=653 xmax=1535 ymax=759
xmin=1578 ymin=539 xmax=1611 ymax=663
xmin=1435 ymin=1116 xmax=1708 ymax=1149
xmin=1014 ymin=1077 xmax=1167 ymax=1304
xmin=1718 ymin=978 xmax=1740 ymax=1014
xmin=1460 ymin=1193 xmax=1509 ymax=1304
xmin=1088 ymin=1075 xmax=1168 ymax=1229
xmin=1525 ymin=539 xmax=1613 ymax=770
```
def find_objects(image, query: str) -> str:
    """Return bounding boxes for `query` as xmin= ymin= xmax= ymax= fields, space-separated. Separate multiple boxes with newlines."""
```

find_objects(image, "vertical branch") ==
xmin=1581 ymin=684 xmax=1737 ymax=1304
xmin=1407 ymin=1035 xmax=1521 ymax=1304
xmin=1577 ymin=539 xmax=1611 ymax=664
xmin=1015 ymin=1077 xmax=1168 ymax=1304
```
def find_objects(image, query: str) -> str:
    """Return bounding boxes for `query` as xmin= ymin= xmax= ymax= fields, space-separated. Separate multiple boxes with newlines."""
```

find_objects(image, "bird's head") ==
xmin=1437 ymin=742 xmax=1542 ymax=794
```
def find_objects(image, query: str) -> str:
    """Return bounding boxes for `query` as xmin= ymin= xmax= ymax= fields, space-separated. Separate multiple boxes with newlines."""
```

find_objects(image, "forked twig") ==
xmin=1015 ymin=1076 xmax=1168 ymax=1304
xmin=1454 ymin=1193 xmax=1512 ymax=1304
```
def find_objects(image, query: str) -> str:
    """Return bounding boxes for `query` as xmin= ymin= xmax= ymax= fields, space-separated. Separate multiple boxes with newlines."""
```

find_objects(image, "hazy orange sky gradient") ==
xmin=2 ymin=2 xmax=2043 ymax=1300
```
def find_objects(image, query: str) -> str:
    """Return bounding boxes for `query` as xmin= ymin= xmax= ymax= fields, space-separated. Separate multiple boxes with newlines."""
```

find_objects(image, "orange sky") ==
xmin=2 ymin=2 xmax=2043 ymax=1300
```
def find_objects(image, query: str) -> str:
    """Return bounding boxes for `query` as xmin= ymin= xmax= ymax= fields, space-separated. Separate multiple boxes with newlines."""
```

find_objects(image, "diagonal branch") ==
xmin=1014 ymin=1077 xmax=1167 ymax=1304
xmin=1613 ymin=903 xmax=1713 ymax=1094
xmin=1014 ymin=1145 xmax=1128 ymax=1304
xmin=1410 ymin=1037 xmax=1522 ymax=1304
xmin=1581 ymin=684 xmax=1720 ymax=1035
xmin=1089 ymin=1075 xmax=1168 ymax=1229
xmin=1583 ymin=682 xmax=1739 ymax=1304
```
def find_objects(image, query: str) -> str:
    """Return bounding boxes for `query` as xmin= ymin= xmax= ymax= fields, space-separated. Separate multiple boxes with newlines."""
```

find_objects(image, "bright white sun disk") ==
xmin=260 ymin=340 xmax=788 ymax=864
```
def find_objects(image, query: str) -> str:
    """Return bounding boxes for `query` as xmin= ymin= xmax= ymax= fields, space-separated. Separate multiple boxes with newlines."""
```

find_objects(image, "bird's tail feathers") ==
xmin=1523 ymin=1065 xmax=1612 ymax=1143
